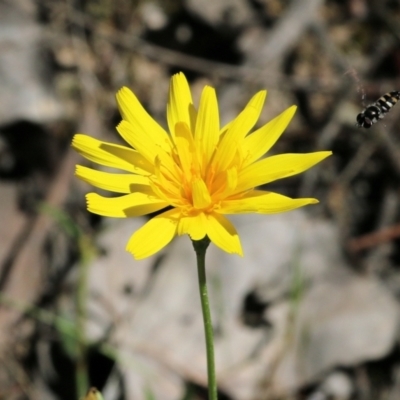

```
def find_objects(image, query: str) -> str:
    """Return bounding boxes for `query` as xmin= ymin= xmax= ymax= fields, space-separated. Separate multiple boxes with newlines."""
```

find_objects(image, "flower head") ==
xmin=72 ymin=73 xmax=331 ymax=259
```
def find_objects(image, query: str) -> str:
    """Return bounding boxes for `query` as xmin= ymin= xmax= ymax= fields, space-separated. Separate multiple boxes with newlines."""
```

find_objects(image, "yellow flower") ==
xmin=72 ymin=73 xmax=331 ymax=259
xmin=84 ymin=388 xmax=104 ymax=400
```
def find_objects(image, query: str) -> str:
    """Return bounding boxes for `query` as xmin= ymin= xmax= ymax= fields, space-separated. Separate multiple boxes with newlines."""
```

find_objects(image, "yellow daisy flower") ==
xmin=72 ymin=73 xmax=331 ymax=259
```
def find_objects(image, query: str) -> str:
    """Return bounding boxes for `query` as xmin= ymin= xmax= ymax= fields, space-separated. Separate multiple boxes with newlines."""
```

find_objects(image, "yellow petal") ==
xmin=218 ymin=190 xmax=318 ymax=214
xmin=156 ymin=149 xmax=182 ymax=183
xmin=116 ymin=87 xmax=172 ymax=151
xmin=242 ymin=106 xmax=297 ymax=167
xmin=149 ymin=161 xmax=183 ymax=205
xmin=235 ymin=151 xmax=332 ymax=194
xmin=211 ymin=167 xmax=237 ymax=198
xmin=126 ymin=208 xmax=180 ymax=259
xmin=76 ymin=165 xmax=150 ymax=193
xmin=213 ymin=90 xmax=266 ymax=171
xmin=206 ymin=213 xmax=243 ymax=256
xmin=174 ymin=122 xmax=195 ymax=180
xmin=72 ymin=134 xmax=154 ymax=175
xmin=178 ymin=213 xmax=207 ymax=240
xmin=116 ymin=120 xmax=161 ymax=163
xmin=167 ymin=72 xmax=197 ymax=137
xmin=86 ymin=192 xmax=168 ymax=217
xmin=192 ymin=178 xmax=212 ymax=209
xmin=195 ymin=86 xmax=219 ymax=166
xmin=219 ymin=120 xmax=232 ymax=137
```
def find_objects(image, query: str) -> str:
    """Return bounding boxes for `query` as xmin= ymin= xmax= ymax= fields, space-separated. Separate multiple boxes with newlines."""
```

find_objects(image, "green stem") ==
xmin=192 ymin=237 xmax=218 ymax=400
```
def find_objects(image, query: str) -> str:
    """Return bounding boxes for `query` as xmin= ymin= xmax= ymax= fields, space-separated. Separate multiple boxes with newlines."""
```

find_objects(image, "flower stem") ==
xmin=192 ymin=237 xmax=218 ymax=400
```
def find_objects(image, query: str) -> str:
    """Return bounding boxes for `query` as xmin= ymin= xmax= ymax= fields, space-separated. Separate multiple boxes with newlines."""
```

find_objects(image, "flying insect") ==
xmin=356 ymin=91 xmax=400 ymax=128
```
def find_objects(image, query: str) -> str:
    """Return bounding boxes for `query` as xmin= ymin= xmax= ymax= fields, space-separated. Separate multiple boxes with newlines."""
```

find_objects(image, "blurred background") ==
xmin=2 ymin=0 xmax=400 ymax=399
